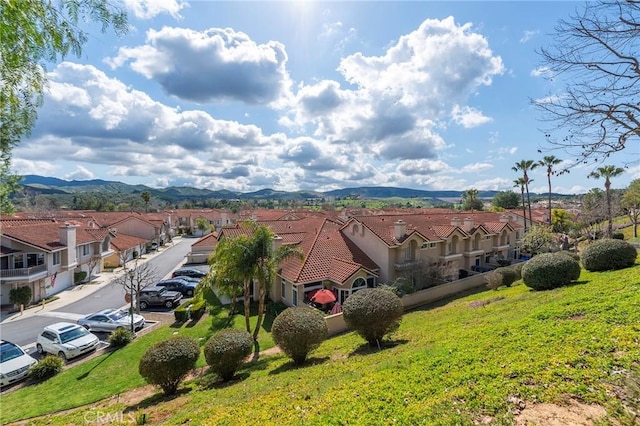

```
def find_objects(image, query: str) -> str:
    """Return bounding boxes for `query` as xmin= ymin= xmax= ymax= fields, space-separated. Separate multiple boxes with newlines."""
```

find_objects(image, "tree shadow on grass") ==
xmin=268 ymin=356 xmax=330 ymax=376
xmin=75 ymin=350 xmax=115 ymax=381
xmin=194 ymin=368 xmax=250 ymax=390
xmin=348 ymin=339 xmax=410 ymax=358
xmin=124 ymin=387 xmax=192 ymax=413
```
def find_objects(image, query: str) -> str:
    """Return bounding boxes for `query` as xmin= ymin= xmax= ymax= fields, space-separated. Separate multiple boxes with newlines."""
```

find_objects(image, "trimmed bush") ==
xmin=612 ymin=232 xmax=625 ymax=240
xmin=204 ymin=329 xmax=253 ymax=381
xmin=108 ymin=328 xmax=133 ymax=348
xmin=272 ymin=307 xmax=327 ymax=365
xmin=485 ymin=267 xmax=519 ymax=290
xmin=30 ymin=355 xmax=64 ymax=381
xmin=139 ymin=336 xmax=200 ymax=395
xmin=581 ymin=239 xmax=638 ymax=272
xmin=558 ymin=251 xmax=580 ymax=262
xmin=521 ymin=253 xmax=581 ymax=291
xmin=74 ymin=271 xmax=87 ymax=284
xmin=174 ymin=299 xmax=207 ymax=323
xmin=342 ymin=288 xmax=403 ymax=347
xmin=510 ymin=262 xmax=524 ymax=279
xmin=9 ymin=286 xmax=32 ymax=307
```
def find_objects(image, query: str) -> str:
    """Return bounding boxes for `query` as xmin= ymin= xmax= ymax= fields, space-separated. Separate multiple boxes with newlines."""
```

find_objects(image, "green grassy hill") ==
xmin=4 ymin=264 xmax=639 ymax=425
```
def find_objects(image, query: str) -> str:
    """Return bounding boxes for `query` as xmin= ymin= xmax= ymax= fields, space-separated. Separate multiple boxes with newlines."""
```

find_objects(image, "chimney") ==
xmin=499 ymin=215 xmax=510 ymax=223
xmin=394 ymin=220 xmax=407 ymax=240
xmin=451 ymin=217 xmax=462 ymax=227
xmin=463 ymin=217 xmax=474 ymax=232
xmin=272 ymin=235 xmax=283 ymax=252
xmin=59 ymin=223 xmax=78 ymax=266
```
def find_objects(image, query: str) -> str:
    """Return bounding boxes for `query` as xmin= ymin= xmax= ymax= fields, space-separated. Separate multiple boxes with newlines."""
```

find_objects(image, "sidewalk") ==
xmin=0 ymin=243 xmax=181 ymax=325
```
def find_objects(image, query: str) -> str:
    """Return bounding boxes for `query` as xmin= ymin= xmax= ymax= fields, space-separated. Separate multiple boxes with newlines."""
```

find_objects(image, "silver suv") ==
xmin=138 ymin=286 xmax=182 ymax=310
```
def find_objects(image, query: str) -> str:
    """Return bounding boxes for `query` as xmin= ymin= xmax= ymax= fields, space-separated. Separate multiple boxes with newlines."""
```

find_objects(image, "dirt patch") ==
xmin=514 ymin=398 xmax=607 ymax=425
xmin=467 ymin=296 xmax=505 ymax=308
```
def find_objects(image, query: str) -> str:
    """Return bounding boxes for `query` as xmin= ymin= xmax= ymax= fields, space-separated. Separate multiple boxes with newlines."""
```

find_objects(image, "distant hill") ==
xmin=18 ymin=175 xmax=566 ymax=203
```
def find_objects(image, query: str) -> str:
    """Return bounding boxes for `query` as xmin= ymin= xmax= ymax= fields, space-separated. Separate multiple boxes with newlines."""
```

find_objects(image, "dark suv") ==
xmin=155 ymin=278 xmax=197 ymax=297
xmin=172 ymin=268 xmax=207 ymax=279
xmin=138 ymin=286 xmax=182 ymax=310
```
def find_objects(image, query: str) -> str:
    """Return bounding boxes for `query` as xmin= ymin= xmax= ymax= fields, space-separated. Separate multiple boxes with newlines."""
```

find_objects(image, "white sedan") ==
xmin=77 ymin=309 xmax=145 ymax=332
xmin=36 ymin=322 xmax=99 ymax=362
xmin=0 ymin=340 xmax=37 ymax=387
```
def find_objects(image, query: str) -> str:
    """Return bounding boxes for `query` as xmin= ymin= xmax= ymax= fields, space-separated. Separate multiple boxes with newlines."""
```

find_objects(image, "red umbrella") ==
xmin=310 ymin=289 xmax=336 ymax=304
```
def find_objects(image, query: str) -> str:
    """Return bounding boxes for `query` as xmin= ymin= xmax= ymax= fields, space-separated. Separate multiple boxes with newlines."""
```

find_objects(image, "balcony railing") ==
xmin=1 ymin=264 xmax=47 ymax=278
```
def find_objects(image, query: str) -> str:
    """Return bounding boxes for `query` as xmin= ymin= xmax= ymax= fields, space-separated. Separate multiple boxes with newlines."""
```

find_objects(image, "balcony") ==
xmin=1 ymin=264 xmax=47 ymax=281
xmin=439 ymin=253 xmax=463 ymax=262
xmin=394 ymin=260 xmax=422 ymax=271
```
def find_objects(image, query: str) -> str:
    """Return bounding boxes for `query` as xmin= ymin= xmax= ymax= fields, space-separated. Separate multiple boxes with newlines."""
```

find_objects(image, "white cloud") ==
xmin=122 ymin=0 xmax=188 ymax=19
xmin=472 ymin=177 xmax=512 ymax=191
xmin=64 ymin=166 xmax=95 ymax=181
xmin=451 ymin=105 xmax=492 ymax=128
xmin=530 ymin=66 xmax=551 ymax=78
xmin=498 ymin=146 xmax=518 ymax=155
xmin=520 ymin=30 xmax=539 ymax=43
xmin=460 ymin=163 xmax=493 ymax=173
xmin=12 ymin=159 xmax=58 ymax=176
xmin=106 ymin=27 xmax=291 ymax=105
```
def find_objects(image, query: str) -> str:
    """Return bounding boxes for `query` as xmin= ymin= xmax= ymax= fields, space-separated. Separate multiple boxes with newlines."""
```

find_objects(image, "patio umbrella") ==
xmin=330 ymin=302 xmax=342 ymax=315
xmin=310 ymin=289 xmax=336 ymax=304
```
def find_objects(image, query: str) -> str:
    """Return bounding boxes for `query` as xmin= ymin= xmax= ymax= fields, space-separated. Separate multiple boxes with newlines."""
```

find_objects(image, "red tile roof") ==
xmin=192 ymin=232 xmax=219 ymax=249
xmin=110 ymin=233 xmax=148 ymax=251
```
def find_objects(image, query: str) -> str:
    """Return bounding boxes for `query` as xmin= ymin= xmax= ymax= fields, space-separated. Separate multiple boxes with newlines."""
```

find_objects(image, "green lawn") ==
xmin=3 ymin=264 xmax=640 ymax=425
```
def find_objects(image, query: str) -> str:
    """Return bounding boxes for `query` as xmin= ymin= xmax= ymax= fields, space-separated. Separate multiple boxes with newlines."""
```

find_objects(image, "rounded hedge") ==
xmin=581 ymin=239 xmax=638 ymax=272
xmin=204 ymin=329 xmax=253 ymax=381
xmin=486 ymin=267 xmax=519 ymax=290
xmin=510 ymin=262 xmax=524 ymax=280
xmin=342 ymin=288 xmax=403 ymax=347
xmin=30 ymin=355 xmax=64 ymax=381
xmin=139 ymin=336 xmax=200 ymax=395
xmin=521 ymin=253 xmax=581 ymax=291
xmin=272 ymin=307 xmax=327 ymax=365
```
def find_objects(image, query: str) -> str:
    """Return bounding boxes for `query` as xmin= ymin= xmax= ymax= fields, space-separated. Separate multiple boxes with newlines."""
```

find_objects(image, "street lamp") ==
xmin=128 ymin=269 xmax=135 ymax=335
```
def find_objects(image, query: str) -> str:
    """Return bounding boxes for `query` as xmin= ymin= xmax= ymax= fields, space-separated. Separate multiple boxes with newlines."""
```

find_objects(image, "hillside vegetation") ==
xmin=5 ymin=262 xmax=640 ymax=425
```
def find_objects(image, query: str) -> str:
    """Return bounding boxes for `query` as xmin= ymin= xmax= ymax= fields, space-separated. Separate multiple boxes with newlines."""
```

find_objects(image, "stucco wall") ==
xmin=325 ymin=273 xmax=488 ymax=336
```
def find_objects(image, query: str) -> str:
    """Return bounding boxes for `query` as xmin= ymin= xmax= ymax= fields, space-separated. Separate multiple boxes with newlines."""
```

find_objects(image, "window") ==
xmin=366 ymin=276 xmax=376 ymax=288
xmin=292 ymin=287 xmax=298 ymax=307
xmin=82 ymin=245 xmax=90 ymax=256
xmin=13 ymin=254 xmax=24 ymax=269
xmin=27 ymin=253 xmax=45 ymax=267
xmin=53 ymin=252 xmax=61 ymax=265
xmin=281 ymin=281 xmax=286 ymax=299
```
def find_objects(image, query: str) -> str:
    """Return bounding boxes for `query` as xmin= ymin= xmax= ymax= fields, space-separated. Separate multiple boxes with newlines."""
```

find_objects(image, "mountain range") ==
xmin=18 ymin=175 xmax=554 ymax=202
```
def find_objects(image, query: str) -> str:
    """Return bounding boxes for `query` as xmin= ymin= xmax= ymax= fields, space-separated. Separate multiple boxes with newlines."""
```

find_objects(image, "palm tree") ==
xmin=538 ymin=155 xmax=562 ymax=225
xmin=514 ymin=177 xmax=529 ymax=233
xmin=464 ymin=188 xmax=479 ymax=213
xmin=141 ymin=190 xmax=151 ymax=212
xmin=512 ymin=160 xmax=539 ymax=230
xmin=588 ymin=165 xmax=625 ymax=238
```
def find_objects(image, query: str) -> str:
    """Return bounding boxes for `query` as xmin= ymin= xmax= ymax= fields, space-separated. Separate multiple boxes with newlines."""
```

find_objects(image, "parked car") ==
xmin=36 ymin=323 xmax=100 ymax=362
xmin=172 ymin=268 xmax=207 ymax=279
xmin=155 ymin=278 xmax=198 ymax=297
xmin=138 ymin=286 xmax=183 ymax=310
xmin=77 ymin=309 xmax=145 ymax=332
xmin=0 ymin=340 xmax=37 ymax=387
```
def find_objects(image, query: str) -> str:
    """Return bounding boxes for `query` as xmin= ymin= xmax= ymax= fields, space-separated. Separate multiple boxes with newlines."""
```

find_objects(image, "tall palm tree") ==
xmin=464 ymin=188 xmax=479 ymax=212
xmin=588 ymin=165 xmax=625 ymax=238
xmin=514 ymin=177 xmax=529 ymax=233
xmin=538 ymin=155 xmax=562 ymax=225
xmin=512 ymin=160 xmax=539 ymax=230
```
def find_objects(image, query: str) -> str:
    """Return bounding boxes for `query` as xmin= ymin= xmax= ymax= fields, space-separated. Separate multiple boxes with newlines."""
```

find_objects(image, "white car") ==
xmin=77 ymin=309 xmax=145 ymax=332
xmin=36 ymin=322 xmax=100 ymax=361
xmin=0 ymin=340 xmax=37 ymax=387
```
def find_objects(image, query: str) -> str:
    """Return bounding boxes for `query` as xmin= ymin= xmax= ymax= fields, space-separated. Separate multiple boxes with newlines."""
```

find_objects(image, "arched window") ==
xmin=352 ymin=277 xmax=366 ymax=291
xmin=352 ymin=224 xmax=359 ymax=235
xmin=473 ymin=234 xmax=481 ymax=250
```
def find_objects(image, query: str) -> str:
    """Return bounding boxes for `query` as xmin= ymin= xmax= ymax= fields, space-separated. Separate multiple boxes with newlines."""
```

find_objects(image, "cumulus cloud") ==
xmin=520 ymin=30 xmax=539 ymax=43
xmin=530 ymin=66 xmax=551 ymax=78
xmin=65 ymin=166 xmax=95 ymax=181
xmin=122 ymin=0 xmax=188 ymax=19
xmin=106 ymin=27 xmax=291 ymax=104
xmin=451 ymin=105 xmax=492 ymax=128
xmin=460 ymin=163 xmax=493 ymax=173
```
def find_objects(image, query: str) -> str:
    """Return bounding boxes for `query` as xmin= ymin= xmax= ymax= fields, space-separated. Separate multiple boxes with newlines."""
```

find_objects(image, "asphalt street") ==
xmin=0 ymin=237 xmax=205 ymax=350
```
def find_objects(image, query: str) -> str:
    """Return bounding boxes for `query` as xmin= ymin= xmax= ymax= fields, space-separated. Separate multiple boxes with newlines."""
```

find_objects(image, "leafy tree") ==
xmin=512 ymin=160 xmax=538 ymax=230
xmin=588 ymin=165 xmax=625 ymax=238
xmin=195 ymin=217 xmax=210 ymax=234
xmin=536 ymin=0 xmax=640 ymax=165
xmin=0 ymin=0 xmax=128 ymax=213
xmin=622 ymin=179 xmax=640 ymax=238
xmin=9 ymin=286 xmax=32 ymax=307
xmin=521 ymin=225 xmax=557 ymax=255
xmin=539 ymin=155 xmax=563 ymax=224
xmin=513 ymin=177 xmax=529 ymax=233
xmin=461 ymin=188 xmax=483 ymax=211
xmin=492 ymin=190 xmax=520 ymax=210
xmin=551 ymin=209 xmax=574 ymax=233
xmin=141 ymin=191 xmax=151 ymax=212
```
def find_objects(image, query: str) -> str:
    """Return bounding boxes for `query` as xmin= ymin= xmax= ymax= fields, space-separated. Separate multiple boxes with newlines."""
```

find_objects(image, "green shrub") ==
xmin=558 ymin=251 xmax=580 ymax=262
xmin=485 ymin=267 xmax=519 ymax=290
xmin=174 ymin=299 xmax=206 ymax=323
xmin=139 ymin=336 xmax=200 ymax=395
xmin=109 ymin=328 xmax=133 ymax=348
xmin=272 ymin=307 xmax=327 ymax=365
xmin=9 ymin=286 xmax=32 ymax=307
xmin=510 ymin=262 xmax=524 ymax=279
xmin=174 ymin=299 xmax=193 ymax=322
xmin=343 ymin=288 xmax=403 ymax=347
xmin=375 ymin=283 xmax=402 ymax=296
xmin=74 ymin=271 xmax=87 ymax=284
xmin=612 ymin=232 xmax=625 ymax=240
xmin=581 ymin=239 xmax=638 ymax=272
xmin=521 ymin=253 xmax=581 ymax=291
xmin=204 ymin=329 xmax=253 ymax=381
xmin=30 ymin=355 xmax=64 ymax=381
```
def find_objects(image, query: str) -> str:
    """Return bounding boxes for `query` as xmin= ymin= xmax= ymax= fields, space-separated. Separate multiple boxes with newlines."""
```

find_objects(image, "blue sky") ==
xmin=13 ymin=1 xmax=639 ymax=195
